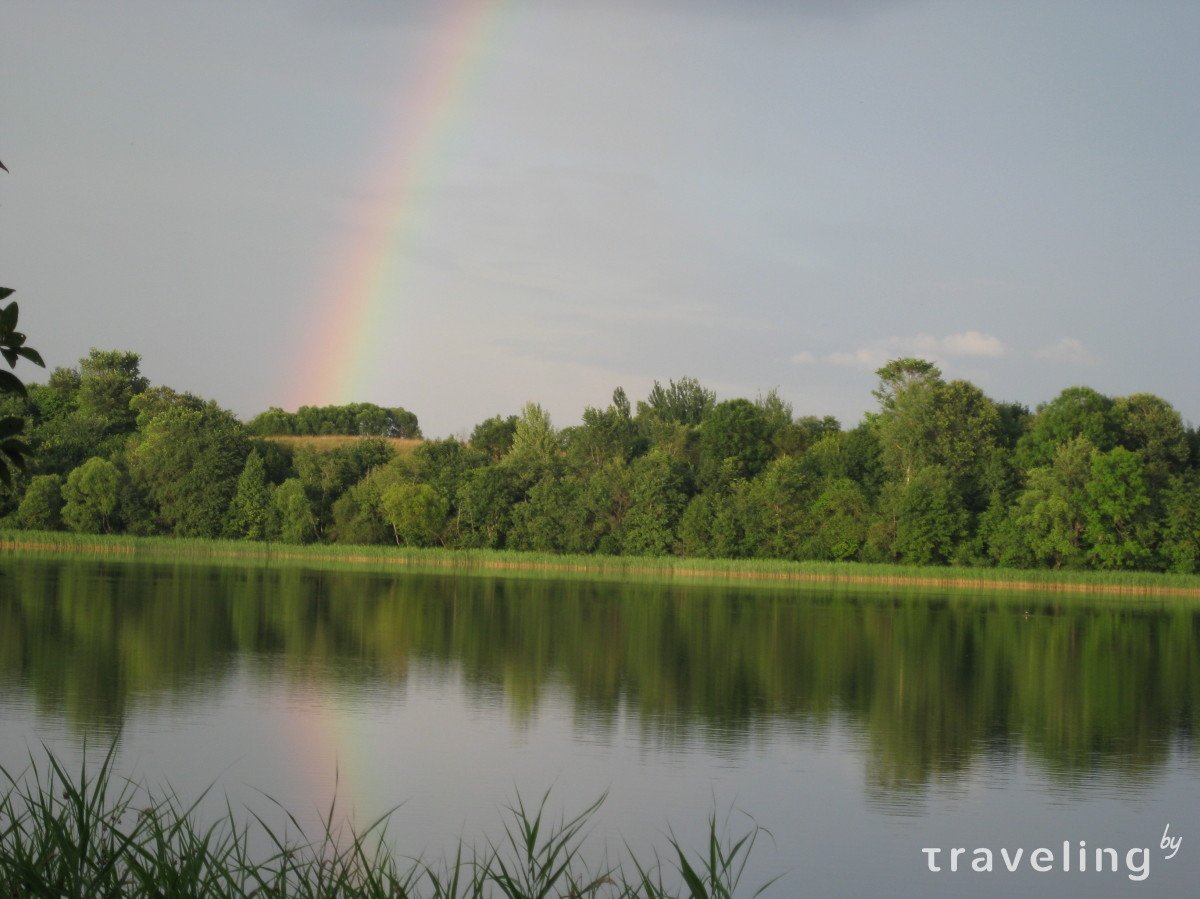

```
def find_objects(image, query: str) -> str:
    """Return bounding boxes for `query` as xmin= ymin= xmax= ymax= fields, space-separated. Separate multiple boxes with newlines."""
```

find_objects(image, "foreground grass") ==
xmin=3 ymin=529 xmax=1200 ymax=598
xmin=0 ymin=745 xmax=774 ymax=899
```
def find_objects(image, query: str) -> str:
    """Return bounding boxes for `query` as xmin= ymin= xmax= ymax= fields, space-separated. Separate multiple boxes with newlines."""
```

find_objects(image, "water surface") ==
xmin=1 ymin=558 xmax=1197 ymax=895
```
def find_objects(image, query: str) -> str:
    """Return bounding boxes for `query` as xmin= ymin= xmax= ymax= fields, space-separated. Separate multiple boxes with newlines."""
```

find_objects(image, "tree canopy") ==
xmin=3 ymin=350 xmax=1197 ymax=574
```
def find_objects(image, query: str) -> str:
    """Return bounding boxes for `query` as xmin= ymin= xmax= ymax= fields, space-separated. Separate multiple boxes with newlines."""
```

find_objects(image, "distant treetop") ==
xmin=247 ymin=403 xmax=420 ymax=439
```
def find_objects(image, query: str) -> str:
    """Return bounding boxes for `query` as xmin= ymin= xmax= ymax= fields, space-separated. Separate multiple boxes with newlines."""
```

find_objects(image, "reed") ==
xmin=3 ymin=529 xmax=1200 ymax=598
xmin=0 ymin=745 xmax=774 ymax=898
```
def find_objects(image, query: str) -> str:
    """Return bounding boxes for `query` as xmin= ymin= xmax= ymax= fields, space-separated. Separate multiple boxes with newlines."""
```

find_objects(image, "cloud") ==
xmin=790 ymin=351 xmax=817 ymax=365
xmin=828 ymin=347 xmax=890 ymax=369
xmin=1036 ymin=337 xmax=1096 ymax=365
xmin=940 ymin=330 xmax=1005 ymax=357
xmin=822 ymin=331 xmax=1007 ymax=369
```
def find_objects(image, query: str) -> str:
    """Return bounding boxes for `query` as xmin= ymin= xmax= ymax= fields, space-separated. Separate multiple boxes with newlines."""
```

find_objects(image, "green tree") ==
xmin=15 ymin=473 xmax=63 ymax=530
xmin=637 ymin=376 xmax=715 ymax=426
xmin=271 ymin=478 xmax=318 ymax=544
xmin=1160 ymin=474 xmax=1200 ymax=573
xmin=127 ymin=402 xmax=250 ymax=537
xmin=61 ymin=457 xmax=120 ymax=534
xmin=622 ymin=451 xmax=690 ymax=556
xmin=738 ymin=456 xmax=814 ymax=559
xmin=507 ymin=474 xmax=596 ymax=553
xmin=504 ymin=403 xmax=560 ymax=482
xmin=225 ymin=450 xmax=272 ymax=540
xmin=698 ymin=398 xmax=773 ymax=486
xmin=469 ymin=414 xmax=519 ymax=461
xmin=1112 ymin=392 xmax=1189 ymax=490
xmin=887 ymin=465 xmax=967 ymax=565
xmin=871 ymin=359 xmax=943 ymax=483
xmin=293 ymin=438 xmax=394 ymax=531
xmin=1015 ymin=386 xmax=1118 ymax=469
xmin=454 ymin=465 xmax=522 ymax=548
xmin=1084 ymin=446 xmax=1155 ymax=570
xmin=872 ymin=361 xmax=998 ymax=503
xmin=568 ymin=387 xmax=643 ymax=468
xmin=872 ymin=357 xmax=940 ymax=406
xmin=808 ymin=478 xmax=870 ymax=561
xmin=381 ymin=481 xmax=449 ymax=547
xmin=805 ymin=425 xmax=885 ymax=498
xmin=773 ymin=413 xmax=840 ymax=458
xmin=1013 ymin=436 xmax=1095 ymax=568
xmin=77 ymin=349 xmax=148 ymax=434
xmin=677 ymin=493 xmax=717 ymax=557
xmin=412 ymin=438 xmax=485 ymax=501
xmin=129 ymin=385 xmax=205 ymax=429
xmin=329 ymin=459 xmax=410 ymax=546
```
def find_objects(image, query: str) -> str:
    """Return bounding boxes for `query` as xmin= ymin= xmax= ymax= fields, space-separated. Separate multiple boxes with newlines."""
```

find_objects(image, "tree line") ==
xmin=4 ymin=349 xmax=1200 ymax=572
xmin=246 ymin=403 xmax=420 ymax=439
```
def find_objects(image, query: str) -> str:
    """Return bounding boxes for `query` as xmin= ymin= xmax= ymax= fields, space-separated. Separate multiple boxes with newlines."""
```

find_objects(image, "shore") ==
xmin=3 ymin=530 xmax=1200 ymax=598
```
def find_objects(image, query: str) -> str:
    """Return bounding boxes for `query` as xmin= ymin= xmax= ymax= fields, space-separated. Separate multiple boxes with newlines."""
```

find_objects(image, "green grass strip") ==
xmin=3 ymin=529 xmax=1200 ymax=598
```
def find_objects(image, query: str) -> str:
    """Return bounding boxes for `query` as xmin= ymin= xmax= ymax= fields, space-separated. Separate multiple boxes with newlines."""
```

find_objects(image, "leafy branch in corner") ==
xmin=0 ymin=157 xmax=46 ymax=486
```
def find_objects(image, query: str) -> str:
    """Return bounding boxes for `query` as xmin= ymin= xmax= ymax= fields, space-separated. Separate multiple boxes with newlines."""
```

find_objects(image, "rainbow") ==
xmin=290 ymin=0 xmax=507 ymax=408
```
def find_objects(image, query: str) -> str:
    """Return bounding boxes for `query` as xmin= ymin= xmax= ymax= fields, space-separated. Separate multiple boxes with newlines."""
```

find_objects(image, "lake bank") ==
xmin=3 ymin=530 xmax=1199 ymax=598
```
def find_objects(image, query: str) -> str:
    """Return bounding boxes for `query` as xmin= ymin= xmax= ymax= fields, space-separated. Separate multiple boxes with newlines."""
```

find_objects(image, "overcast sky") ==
xmin=3 ymin=0 xmax=1198 ymax=437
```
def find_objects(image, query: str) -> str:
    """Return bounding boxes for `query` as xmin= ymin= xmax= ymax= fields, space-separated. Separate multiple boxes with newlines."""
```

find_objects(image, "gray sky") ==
xmin=3 ymin=0 xmax=1198 ymax=437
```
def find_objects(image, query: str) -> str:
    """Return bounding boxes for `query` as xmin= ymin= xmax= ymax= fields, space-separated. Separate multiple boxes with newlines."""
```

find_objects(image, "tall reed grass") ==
xmin=0 ymin=744 xmax=777 ymax=898
xmin=3 ymin=529 xmax=1200 ymax=598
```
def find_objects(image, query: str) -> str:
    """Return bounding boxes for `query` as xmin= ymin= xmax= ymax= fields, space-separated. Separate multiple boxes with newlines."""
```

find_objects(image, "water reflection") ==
xmin=1 ymin=558 xmax=1197 ymax=798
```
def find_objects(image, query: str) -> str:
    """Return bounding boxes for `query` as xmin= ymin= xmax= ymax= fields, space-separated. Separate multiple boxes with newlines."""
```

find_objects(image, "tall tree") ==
xmin=77 ymin=349 xmax=148 ymax=434
xmin=637 ymin=377 xmax=716 ymax=426
xmin=225 ymin=449 xmax=272 ymax=540
xmin=504 ymin=403 xmax=560 ymax=483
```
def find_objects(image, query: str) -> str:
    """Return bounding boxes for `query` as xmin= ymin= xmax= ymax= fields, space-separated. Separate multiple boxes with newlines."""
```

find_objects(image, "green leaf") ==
xmin=0 ymin=349 xmax=15 ymax=368
xmin=0 ymin=159 xmax=7 ymax=173
xmin=0 ymin=370 xmax=27 ymax=398
xmin=0 ymin=302 xmax=15 ymax=333
xmin=15 ymin=346 xmax=44 ymax=367
xmin=0 ymin=417 xmax=25 ymax=439
xmin=0 ymin=287 xmax=13 ymax=300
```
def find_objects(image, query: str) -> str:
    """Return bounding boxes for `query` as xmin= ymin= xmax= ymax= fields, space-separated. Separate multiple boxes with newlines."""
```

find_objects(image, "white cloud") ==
xmin=828 ymin=347 xmax=890 ymax=369
xmin=941 ymin=330 xmax=1006 ymax=357
xmin=790 ymin=351 xmax=817 ymax=365
xmin=824 ymin=331 xmax=1007 ymax=369
xmin=1036 ymin=337 xmax=1096 ymax=365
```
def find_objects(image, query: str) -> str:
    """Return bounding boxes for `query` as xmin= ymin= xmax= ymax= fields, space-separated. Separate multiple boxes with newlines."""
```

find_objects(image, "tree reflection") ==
xmin=1 ymin=559 xmax=1196 ymax=794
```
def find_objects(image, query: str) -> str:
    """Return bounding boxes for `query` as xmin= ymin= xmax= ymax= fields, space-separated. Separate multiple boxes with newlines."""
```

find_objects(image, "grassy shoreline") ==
xmin=3 ymin=529 xmax=1199 ymax=598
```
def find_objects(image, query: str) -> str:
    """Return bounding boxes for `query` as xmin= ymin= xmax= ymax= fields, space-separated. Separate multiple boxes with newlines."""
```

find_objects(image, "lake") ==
xmin=1 ymin=556 xmax=1197 ymax=896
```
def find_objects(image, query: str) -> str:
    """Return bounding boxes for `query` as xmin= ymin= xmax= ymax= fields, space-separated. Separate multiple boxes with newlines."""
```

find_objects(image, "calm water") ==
xmin=1 ymin=557 xmax=1199 ymax=896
